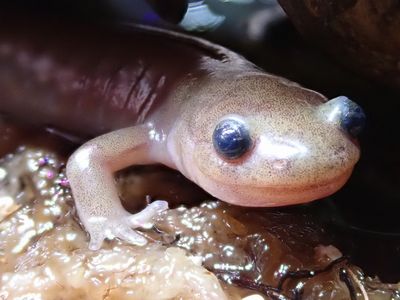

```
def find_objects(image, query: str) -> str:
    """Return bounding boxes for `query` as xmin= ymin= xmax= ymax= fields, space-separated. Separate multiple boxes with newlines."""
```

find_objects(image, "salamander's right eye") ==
xmin=212 ymin=118 xmax=252 ymax=160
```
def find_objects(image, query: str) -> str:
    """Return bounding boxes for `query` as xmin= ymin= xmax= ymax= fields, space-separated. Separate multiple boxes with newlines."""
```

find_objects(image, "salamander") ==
xmin=0 ymin=18 xmax=365 ymax=250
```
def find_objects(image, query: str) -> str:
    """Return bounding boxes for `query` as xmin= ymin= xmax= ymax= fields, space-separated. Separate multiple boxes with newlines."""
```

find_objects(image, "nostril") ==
xmin=333 ymin=146 xmax=347 ymax=164
xmin=334 ymin=146 xmax=346 ymax=155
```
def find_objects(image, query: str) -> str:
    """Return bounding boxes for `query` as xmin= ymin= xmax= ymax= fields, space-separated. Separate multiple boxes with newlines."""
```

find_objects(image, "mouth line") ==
xmin=208 ymin=167 xmax=354 ymax=207
xmin=213 ymin=167 xmax=354 ymax=191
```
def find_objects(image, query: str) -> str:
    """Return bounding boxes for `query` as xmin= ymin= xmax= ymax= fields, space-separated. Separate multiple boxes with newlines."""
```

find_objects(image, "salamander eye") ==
xmin=339 ymin=97 xmax=366 ymax=137
xmin=212 ymin=118 xmax=252 ymax=159
xmin=321 ymin=96 xmax=366 ymax=137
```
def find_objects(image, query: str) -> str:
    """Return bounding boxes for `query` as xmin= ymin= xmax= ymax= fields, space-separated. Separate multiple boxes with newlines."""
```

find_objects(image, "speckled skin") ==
xmin=0 ymin=20 xmax=360 ymax=249
xmin=172 ymin=74 xmax=360 ymax=207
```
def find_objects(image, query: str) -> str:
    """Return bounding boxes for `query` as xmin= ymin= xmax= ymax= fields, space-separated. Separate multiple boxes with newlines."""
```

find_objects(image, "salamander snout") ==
xmin=318 ymin=96 xmax=366 ymax=138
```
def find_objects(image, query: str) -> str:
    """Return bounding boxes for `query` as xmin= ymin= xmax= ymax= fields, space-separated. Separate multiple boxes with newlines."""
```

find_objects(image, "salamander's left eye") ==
xmin=322 ymin=96 xmax=366 ymax=137
xmin=212 ymin=118 xmax=252 ymax=160
xmin=339 ymin=97 xmax=366 ymax=137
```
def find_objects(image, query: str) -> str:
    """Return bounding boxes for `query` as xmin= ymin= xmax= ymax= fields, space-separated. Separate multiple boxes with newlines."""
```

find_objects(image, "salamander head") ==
xmin=170 ymin=75 xmax=365 ymax=206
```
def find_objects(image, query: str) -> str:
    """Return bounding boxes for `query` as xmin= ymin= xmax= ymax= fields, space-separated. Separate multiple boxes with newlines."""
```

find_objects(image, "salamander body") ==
xmin=0 ymin=19 xmax=365 ymax=249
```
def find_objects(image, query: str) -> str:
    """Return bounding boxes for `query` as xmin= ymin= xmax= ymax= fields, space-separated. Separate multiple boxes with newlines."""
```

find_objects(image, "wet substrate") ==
xmin=0 ymin=119 xmax=398 ymax=299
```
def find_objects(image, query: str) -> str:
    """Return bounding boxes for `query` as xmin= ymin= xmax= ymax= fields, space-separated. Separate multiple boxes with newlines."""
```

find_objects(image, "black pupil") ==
xmin=340 ymin=100 xmax=366 ymax=137
xmin=212 ymin=119 xmax=251 ymax=159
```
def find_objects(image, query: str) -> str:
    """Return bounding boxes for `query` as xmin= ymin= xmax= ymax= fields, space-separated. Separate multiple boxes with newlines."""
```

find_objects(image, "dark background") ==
xmin=1 ymin=0 xmax=399 ymax=282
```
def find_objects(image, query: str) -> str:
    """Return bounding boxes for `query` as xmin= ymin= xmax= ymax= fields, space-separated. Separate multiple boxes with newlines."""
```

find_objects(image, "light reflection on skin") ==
xmin=257 ymin=135 xmax=308 ymax=160
xmin=318 ymin=96 xmax=351 ymax=125
xmin=327 ymin=105 xmax=341 ymax=123
xmin=73 ymin=146 xmax=92 ymax=170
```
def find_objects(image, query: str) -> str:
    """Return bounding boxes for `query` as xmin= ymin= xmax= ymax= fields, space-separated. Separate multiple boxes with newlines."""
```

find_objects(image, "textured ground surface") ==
xmin=0 ymin=146 xmax=398 ymax=299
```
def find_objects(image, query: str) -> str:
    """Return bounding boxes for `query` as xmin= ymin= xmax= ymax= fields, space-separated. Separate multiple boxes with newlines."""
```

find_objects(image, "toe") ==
xmin=114 ymin=225 xmax=148 ymax=246
xmin=128 ymin=200 xmax=169 ymax=228
xmin=88 ymin=231 xmax=106 ymax=250
xmin=149 ymin=200 xmax=169 ymax=212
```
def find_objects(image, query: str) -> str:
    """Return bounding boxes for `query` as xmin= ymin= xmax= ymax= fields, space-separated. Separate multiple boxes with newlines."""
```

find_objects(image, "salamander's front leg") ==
xmin=66 ymin=125 xmax=168 ymax=250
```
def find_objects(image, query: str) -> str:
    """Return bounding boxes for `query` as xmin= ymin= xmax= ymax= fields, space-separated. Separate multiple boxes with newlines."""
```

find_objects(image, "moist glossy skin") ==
xmin=0 ymin=19 xmax=362 ymax=249
xmin=171 ymin=74 xmax=360 ymax=206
